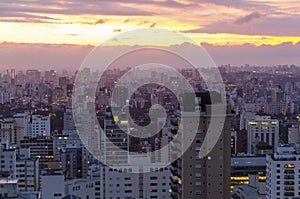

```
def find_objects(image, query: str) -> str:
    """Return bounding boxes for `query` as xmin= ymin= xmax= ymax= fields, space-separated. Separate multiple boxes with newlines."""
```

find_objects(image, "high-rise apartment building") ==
xmin=25 ymin=114 xmax=51 ymax=138
xmin=63 ymin=106 xmax=76 ymax=130
xmin=266 ymin=145 xmax=300 ymax=199
xmin=288 ymin=124 xmax=300 ymax=144
xmin=16 ymin=157 xmax=39 ymax=191
xmin=91 ymin=162 xmax=171 ymax=199
xmin=0 ymin=148 xmax=16 ymax=179
xmin=61 ymin=146 xmax=88 ymax=179
xmin=102 ymin=108 xmax=129 ymax=165
xmin=53 ymin=130 xmax=90 ymax=179
xmin=13 ymin=112 xmax=51 ymax=138
xmin=170 ymin=92 xmax=232 ymax=199
xmin=246 ymin=115 xmax=279 ymax=154
xmin=20 ymin=136 xmax=54 ymax=170
xmin=0 ymin=118 xmax=17 ymax=145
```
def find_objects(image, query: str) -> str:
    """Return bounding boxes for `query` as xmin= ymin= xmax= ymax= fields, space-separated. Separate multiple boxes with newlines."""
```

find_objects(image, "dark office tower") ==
xmin=171 ymin=91 xmax=232 ymax=199
xmin=26 ymin=70 xmax=41 ymax=84
xmin=112 ymin=85 xmax=128 ymax=108
xmin=102 ymin=107 xmax=129 ymax=165
xmin=10 ymin=69 xmax=15 ymax=85
xmin=63 ymin=106 xmax=76 ymax=130
xmin=61 ymin=147 xmax=87 ymax=179
xmin=16 ymin=71 xmax=26 ymax=86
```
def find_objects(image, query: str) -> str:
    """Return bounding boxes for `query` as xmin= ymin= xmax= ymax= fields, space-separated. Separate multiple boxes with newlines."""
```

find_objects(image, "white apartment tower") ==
xmin=16 ymin=157 xmax=39 ymax=191
xmin=14 ymin=112 xmax=51 ymax=138
xmin=91 ymin=162 xmax=171 ymax=199
xmin=26 ymin=114 xmax=51 ymax=137
xmin=266 ymin=145 xmax=300 ymax=199
xmin=246 ymin=115 xmax=279 ymax=154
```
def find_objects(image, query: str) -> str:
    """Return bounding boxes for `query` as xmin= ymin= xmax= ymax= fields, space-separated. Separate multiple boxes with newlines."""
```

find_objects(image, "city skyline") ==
xmin=1 ymin=65 xmax=300 ymax=198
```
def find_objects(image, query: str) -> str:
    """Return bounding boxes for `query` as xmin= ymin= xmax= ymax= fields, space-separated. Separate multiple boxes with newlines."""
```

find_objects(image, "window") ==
xmin=284 ymin=164 xmax=295 ymax=168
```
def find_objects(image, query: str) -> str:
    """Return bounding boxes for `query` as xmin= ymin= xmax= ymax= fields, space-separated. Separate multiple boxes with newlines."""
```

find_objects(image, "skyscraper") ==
xmin=170 ymin=92 xmax=232 ymax=199
xmin=102 ymin=107 xmax=129 ymax=165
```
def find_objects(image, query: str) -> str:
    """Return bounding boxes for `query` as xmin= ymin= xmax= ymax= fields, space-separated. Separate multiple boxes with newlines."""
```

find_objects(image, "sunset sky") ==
xmin=1 ymin=0 xmax=300 ymax=70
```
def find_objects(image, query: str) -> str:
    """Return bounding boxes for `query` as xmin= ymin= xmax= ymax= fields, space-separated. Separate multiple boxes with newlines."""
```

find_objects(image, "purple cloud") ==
xmin=181 ymin=16 xmax=300 ymax=36
xmin=0 ymin=0 xmax=155 ymax=22
xmin=234 ymin=12 xmax=264 ymax=25
xmin=0 ymin=0 xmax=195 ymax=22
xmin=189 ymin=0 xmax=275 ymax=13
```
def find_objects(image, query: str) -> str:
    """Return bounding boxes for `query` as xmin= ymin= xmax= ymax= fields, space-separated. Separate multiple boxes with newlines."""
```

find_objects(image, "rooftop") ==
xmin=0 ymin=178 xmax=18 ymax=184
xmin=231 ymin=156 xmax=266 ymax=167
xmin=233 ymin=184 xmax=265 ymax=198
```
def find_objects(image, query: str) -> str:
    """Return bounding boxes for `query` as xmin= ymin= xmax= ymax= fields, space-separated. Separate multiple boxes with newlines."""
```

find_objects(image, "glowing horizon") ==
xmin=1 ymin=0 xmax=300 ymax=69
xmin=0 ymin=0 xmax=300 ymax=47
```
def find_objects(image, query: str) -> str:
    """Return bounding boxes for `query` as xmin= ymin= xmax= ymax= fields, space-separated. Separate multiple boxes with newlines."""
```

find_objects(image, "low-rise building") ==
xmin=0 ymin=178 xmax=18 ymax=198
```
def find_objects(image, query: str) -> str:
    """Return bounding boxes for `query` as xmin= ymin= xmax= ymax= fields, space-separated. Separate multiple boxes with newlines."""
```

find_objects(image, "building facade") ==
xmin=170 ymin=92 xmax=233 ymax=199
xmin=266 ymin=145 xmax=300 ymax=199
xmin=246 ymin=115 xmax=279 ymax=154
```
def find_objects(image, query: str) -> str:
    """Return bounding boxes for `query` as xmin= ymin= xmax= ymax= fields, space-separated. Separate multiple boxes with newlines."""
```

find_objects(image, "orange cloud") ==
xmin=94 ymin=19 xmax=108 ymax=25
xmin=113 ymin=29 xmax=122 ymax=33
xmin=150 ymin=23 xmax=156 ymax=28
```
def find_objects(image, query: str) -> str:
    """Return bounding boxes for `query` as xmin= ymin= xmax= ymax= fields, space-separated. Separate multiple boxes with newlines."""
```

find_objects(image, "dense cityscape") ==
xmin=0 ymin=65 xmax=300 ymax=198
xmin=1 ymin=0 xmax=300 ymax=198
